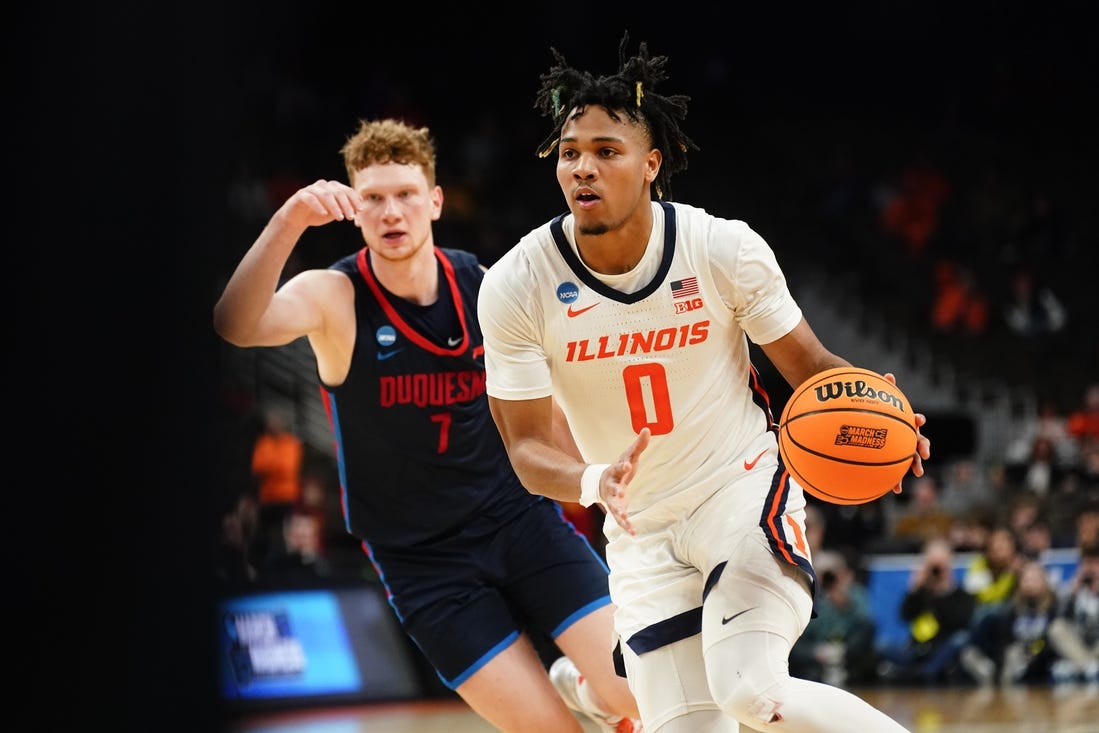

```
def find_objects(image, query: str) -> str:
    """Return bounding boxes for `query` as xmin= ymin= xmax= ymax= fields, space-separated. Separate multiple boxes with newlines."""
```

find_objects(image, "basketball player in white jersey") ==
xmin=478 ymin=34 xmax=930 ymax=732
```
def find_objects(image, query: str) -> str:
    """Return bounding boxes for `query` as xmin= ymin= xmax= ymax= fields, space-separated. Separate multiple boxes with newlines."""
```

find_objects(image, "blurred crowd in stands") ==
xmin=211 ymin=34 xmax=1098 ymax=689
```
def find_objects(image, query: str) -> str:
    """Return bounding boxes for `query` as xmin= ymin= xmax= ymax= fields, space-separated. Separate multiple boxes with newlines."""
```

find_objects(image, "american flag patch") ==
xmin=670 ymin=277 xmax=699 ymax=298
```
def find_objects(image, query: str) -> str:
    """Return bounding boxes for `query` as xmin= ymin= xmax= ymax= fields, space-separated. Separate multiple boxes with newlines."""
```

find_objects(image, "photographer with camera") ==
xmin=1047 ymin=542 xmax=1099 ymax=682
xmin=878 ymin=537 xmax=979 ymax=684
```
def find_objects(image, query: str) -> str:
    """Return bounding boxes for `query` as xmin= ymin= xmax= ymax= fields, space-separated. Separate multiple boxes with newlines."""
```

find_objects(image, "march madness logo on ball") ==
xmin=835 ymin=425 xmax=889 ymax=449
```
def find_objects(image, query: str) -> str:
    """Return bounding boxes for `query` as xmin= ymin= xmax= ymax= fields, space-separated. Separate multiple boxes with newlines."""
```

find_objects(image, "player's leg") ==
xmin=370 ymin=534 xmax=584 ymax=732
xmin=706 ymin=629 xmax=910 ymax=732
xmin=593 ymin=507 xmax=737 ymax=732
xmin=554 ymin=603 xmax=638 ymax=721
xmin=454 ymin=632 xmax=586 ymax=732
xmin=701 ymin=530 xmax=910 ymax=732
xmin=618 ymin=633 xmax=738 ymax=733
xmin=506 ymin=501 xmax=641 ymax=728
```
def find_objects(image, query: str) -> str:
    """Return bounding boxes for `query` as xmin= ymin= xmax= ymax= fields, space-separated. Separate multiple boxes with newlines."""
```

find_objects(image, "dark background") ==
xmin=15 ymin=2 xmax=1095 ymax=730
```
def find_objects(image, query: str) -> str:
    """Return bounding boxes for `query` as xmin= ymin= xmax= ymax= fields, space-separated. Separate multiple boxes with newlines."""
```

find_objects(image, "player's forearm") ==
xmin=213 ymin=215 xmax=306 ymax=345
xmin=508 ymin=438 xmax=590 ymax=504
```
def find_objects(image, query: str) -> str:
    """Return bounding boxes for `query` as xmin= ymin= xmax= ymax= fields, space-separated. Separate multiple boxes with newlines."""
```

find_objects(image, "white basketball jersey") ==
xmin=479 ymin=201 xmax=804 ymax=515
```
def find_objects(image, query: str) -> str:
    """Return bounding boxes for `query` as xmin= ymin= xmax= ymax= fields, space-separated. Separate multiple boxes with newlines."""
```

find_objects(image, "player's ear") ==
xmin=645 ymin=148 xmax=662 ymax=183
xmin=431 ymin=185 xmax=443 ymax=221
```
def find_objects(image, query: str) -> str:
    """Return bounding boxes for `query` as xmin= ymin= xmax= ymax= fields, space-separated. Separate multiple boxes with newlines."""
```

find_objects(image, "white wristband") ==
xmin=579 ymin=464 xmax=610 ymax=508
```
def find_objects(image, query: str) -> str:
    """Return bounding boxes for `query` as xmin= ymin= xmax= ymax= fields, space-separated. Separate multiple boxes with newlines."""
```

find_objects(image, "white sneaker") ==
xmin=999 ymin=643 xmax=1029 ymax=686
xmin=1084 ymin=660 xmax=1099 ymax=684
xmin=1051 ymin=658 xmax=1081 ymax=684
xmin=960 ymin=645 xmax=996 ymax=686
xmin=549 ymin=656 xmax=643 ymax=733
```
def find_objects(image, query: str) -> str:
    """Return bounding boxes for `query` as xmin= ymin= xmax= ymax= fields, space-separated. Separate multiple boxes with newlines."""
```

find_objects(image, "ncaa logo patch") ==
xmin=375 ymin=325 xmax=397 ymax=347
xmin=556 ymin=281 xmax=580 ymax=305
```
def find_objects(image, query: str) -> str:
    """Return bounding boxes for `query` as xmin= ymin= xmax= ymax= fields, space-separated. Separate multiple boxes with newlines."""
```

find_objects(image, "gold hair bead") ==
xmin=635 ymin=81 xmax=644 ymax=107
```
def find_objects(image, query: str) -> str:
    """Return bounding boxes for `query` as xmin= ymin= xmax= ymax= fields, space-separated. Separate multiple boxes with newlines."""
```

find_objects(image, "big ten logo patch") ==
xmin=674 ymin=297 xmax=703 ymax=314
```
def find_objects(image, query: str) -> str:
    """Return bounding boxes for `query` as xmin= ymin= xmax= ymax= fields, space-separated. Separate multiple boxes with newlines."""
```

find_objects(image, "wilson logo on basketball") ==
xmin=813 ymin=380 xmax=906 ymax=412
xmin=835 ymin=425 xmax=888 ymax=449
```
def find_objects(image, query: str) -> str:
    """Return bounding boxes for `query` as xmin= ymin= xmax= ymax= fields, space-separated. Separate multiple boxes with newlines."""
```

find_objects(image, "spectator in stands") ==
xmin=960 ymin=558 xmax=1060 ymax=686
xmin=790 ymin=550 xmax=878 ymax=688
xmin=1067 ymin=384 xmax=1099 ymax=444
xmin=215 ymin=493 xmax=259 ymax=589
xmin=1049 ymin=501 xmax=1099 ymax=556
xmin=1003 ymin=265 xmax=1068 ymax=341
xmin=928 ymin=259 xmax=988 ymax=337
xmin=997 ymin=558 xmax=1062 ymax=685
xmin=296 ymin=471 xmax=336 ymax=550
xmin=878 ymin=537 xmax=977 ymax=684
xmin=1076 ymin=504 xmax=1099 ymax=547
xmin=948 ymin=506 xmax=994 ymax=553
xmin=1004 ymin=494 xmax=1057 ymax=556
xmin=1078 ymin=437 xmax=1099 ymax=491
xmin=957 ymin=525 xmax=1024 ymax=683
xmin=1005 ymin=397 xmax=1078 ymax=470
xmin=251 ymin=406 xmax=304 ymax=557
xmin=261 ymin=503 xmax=332 ymax=584
xmin=1005 ymin=493 xmax=1043 ymax=540
xmin=963 ymin=526 xmax=1022 ymax=610
xmin=938 ymin=457 xmax=996 ymax=519
xmin=1019 ymin=516 xmax=1054 ymax=560
xmin=887 ymin=474 xmax=956 ymax=553
xmin=1047 ymin=542 xmax=1099 ymax=683
xmin=1023 ymin=436 xmax=1065 ymax=497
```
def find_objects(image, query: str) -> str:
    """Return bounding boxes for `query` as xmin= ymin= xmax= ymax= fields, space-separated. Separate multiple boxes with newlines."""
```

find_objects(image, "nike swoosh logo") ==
xmin=447 ymin=336 xmax=462 ymax=346
xmin=743 ymin=449 xmax=767 ymax=471
xmin=721 ymin=607 xmax=756 ymax=625
xmin=567 ymin=303 xmax=598 ymax=318
xmin=377 ymin=349 xmax=403 ymax=361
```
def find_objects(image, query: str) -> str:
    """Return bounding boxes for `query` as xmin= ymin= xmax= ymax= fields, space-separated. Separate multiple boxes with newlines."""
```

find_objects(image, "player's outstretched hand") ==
xmin=601 ymin=428 xmax=651 ymax=535
xmin=883 ymin=372 xmax=931 ymax=496
xmin=280 ymin=179 xmax=362 ymax=230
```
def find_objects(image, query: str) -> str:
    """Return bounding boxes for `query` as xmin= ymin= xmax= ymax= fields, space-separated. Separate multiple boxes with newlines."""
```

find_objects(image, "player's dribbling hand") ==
xmin=601 ymin=428 xmax=651 ymax=535
xmin=883 ymin=372 xmax=931 ymax=496
xmin=281 ymin=179 xmax=362 ymax=230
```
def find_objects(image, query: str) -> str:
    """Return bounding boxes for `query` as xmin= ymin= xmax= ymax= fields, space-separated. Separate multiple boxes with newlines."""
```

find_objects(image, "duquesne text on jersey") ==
xmin=564 ymin=320 xmax=710 ymax=362
xmin=379 ymin=370 xmax=486 ymax=407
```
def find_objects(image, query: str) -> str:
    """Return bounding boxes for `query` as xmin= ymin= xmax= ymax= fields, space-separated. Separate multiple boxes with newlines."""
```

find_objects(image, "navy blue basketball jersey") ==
xmin=322 ymin=247 xmax=542 ymax=548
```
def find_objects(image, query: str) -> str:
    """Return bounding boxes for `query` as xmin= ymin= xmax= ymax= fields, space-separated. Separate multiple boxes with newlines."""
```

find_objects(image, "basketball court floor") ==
xmin=225 ymin=683 xmax=1099 ymax=733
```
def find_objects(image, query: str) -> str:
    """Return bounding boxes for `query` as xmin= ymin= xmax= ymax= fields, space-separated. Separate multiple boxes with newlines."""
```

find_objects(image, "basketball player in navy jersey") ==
xmin=478 ymin=36 xmax=930 ymax=731
xmin=214 ymin=118 xmax=641 ymax=733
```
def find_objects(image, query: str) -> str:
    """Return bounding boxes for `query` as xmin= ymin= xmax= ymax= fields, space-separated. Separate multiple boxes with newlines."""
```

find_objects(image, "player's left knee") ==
xmin=705 ymin=637 xmax=792 ymax=727
xmin=711 ymin=676 xmax=790 ymax=728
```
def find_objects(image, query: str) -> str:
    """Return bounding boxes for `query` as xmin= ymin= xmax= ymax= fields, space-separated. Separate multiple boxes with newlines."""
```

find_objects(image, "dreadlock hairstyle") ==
xmin=533 ymin=32 xmax=698 ymax=201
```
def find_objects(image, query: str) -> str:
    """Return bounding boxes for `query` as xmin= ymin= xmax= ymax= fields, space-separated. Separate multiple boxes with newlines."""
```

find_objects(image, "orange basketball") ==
xmin=777 ymin=367 xmax=918 ymax=505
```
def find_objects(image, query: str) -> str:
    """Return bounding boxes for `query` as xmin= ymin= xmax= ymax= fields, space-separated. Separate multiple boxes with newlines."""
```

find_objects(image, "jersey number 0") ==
xmin=624 ymin=363 xmax=674 ymax=435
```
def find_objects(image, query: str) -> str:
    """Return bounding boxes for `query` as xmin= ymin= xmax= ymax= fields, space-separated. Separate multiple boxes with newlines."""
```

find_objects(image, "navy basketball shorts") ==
xmin=368 ymin=499 xmax=613 ymax=689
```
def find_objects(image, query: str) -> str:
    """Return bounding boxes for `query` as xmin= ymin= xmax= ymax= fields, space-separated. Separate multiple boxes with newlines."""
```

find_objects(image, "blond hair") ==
xmin=340 ymin=118 xmax=436 ymax=185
